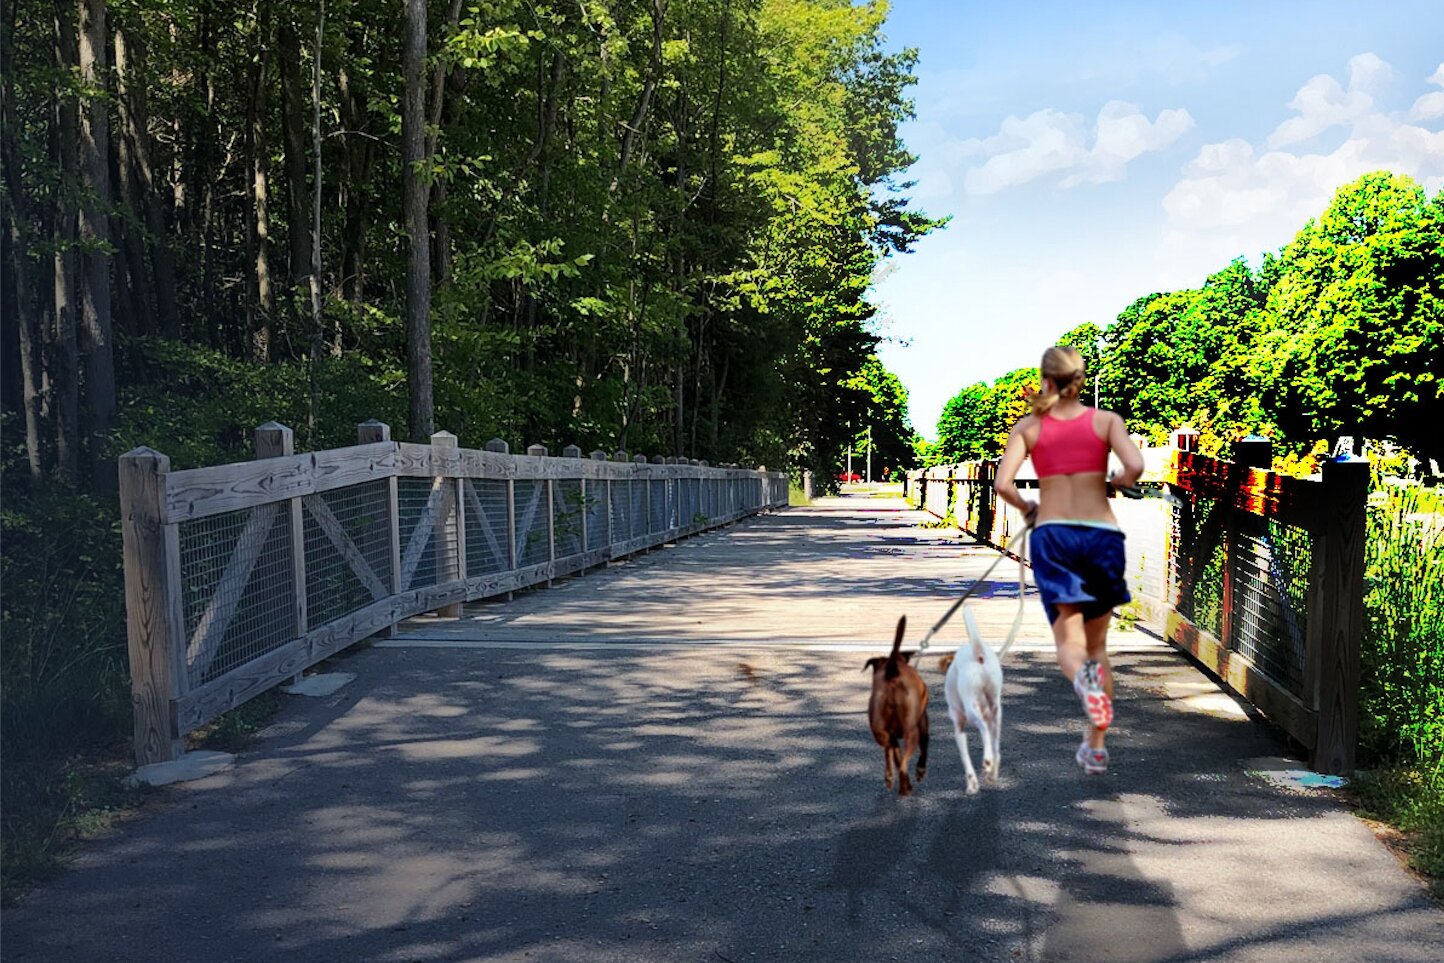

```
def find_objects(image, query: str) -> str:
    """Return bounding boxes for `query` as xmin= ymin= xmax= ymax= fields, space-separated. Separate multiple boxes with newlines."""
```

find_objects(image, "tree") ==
xmin=402 ymin=0 xmax=433 ymax=441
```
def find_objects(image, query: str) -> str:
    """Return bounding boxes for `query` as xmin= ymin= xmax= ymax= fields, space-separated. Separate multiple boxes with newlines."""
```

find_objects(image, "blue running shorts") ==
xmin=1030 ymin=523 xmax=1131 ymax=624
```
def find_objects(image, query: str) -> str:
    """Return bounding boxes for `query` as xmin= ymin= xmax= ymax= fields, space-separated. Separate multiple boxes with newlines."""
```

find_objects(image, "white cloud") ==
xmin=1159 ymin=56 xmax=1444 ymax=285
xmin=962 ymin=102 xmax=1193 ymax=195
xmin=1408 ymin=62 xmax=1444 ymax=120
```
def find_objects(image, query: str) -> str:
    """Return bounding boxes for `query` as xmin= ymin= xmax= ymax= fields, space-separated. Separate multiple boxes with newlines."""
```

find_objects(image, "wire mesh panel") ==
xmin=515 ymin=480 xmax=550 ymax=567
xmin=554 ymin=479 xmax=584 ymax=559
xmin=179 ymin=504 xmax=297 ymax=688
xmin=650 ymin=479 xmax=666 ymax=532
xmin=463 ymin=479 xmax=510 ymax=576
xmin=1170 ymin=492 xmax=1227 ymax=638
xmin=611 ymin=478 xmax=632 ymax=543
xmin=303 ymin=480 xmax=393 ymax=628
xmin=584 ymin=479 xmax=608 ymax=551
xmin=1230 ymin=521 xmax=1313 ymax=696
xmin=630 ymin=478 xmax=647 ymax=537
xmin=397 ymin=477 xmax=456 ymax=590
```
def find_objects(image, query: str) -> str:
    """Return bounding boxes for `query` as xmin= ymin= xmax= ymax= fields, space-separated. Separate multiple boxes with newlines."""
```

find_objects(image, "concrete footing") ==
xmin=281 ymin=672 xmax=357 ymax=697
xmin=129 ymin=750 xmax=235 ymax=787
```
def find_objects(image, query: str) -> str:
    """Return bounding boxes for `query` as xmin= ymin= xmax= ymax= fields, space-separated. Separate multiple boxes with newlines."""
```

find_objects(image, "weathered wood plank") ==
xmin=1311 ymin=458 xmax=1368 ymax=775
xmin=120 ymin=448 xmax=186 ymax=766
xmin=162 ymin=442 xmax=397 ymax=522
xmin=1166 ymin=450 xmax=1324 ymax=532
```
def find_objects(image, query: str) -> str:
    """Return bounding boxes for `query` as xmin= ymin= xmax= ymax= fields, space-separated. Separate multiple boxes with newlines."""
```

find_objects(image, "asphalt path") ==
xmin=4 ymin=495 xmax=1440 ymax=962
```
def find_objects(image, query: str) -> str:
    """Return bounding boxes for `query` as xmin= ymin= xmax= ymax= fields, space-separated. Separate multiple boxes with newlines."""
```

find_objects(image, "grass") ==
xmin=787 ymin=484 xmax=812 ymax=506
xmin=1350 ymin=767 xmax=1444 ymax=899
xmin=1350 ymin=475 xmax=1444 ymax=898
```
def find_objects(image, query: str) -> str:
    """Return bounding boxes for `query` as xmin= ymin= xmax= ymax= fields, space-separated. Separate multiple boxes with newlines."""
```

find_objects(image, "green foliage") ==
xmin=1358 ymin=479 xmax=1444 ymax=778
xmin=936 ymin=172 xmax=1442 ymax=464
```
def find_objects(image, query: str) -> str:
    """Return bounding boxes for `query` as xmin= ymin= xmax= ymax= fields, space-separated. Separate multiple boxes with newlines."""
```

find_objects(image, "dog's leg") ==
xmin=951 ymin=712 xmax=980 ymax=795
xmin=992 ymin=699 xmax=1003 ymax=781
xmin=916 ymin=712 xmax=930 ymax=783
xmin=884 ymin=744 xmax=896 ymax=791
xmin=978 ymin=710 xmax=997 ymax=783
xmin=898 ymin=732 xmax=919 ymax=797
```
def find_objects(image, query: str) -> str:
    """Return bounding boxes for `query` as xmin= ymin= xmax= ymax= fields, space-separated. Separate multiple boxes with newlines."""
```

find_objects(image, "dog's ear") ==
xmin=863 ymin=657 xmax=882 ymax=672
xmin=899 ymin=650 xmax=917 ymax=664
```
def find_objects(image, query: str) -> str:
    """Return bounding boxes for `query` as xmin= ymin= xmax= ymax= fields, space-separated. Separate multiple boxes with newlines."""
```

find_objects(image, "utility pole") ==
xmin=846 ymin=421 xmax=853 ymax=482
xmin=866 ymin=425 xmax=873 ymax=486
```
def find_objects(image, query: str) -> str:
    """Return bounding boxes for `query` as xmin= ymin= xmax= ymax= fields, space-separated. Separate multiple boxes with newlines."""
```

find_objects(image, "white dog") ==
xmin=941 ymin=606 xmax=1007 ymax=795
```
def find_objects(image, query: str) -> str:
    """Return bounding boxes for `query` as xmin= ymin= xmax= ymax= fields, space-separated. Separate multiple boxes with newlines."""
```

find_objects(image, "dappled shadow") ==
xmin=7 ymin=642 xmax=1442 ymax=962
xmin=6 ymin=495 xmax=1442 ymax=961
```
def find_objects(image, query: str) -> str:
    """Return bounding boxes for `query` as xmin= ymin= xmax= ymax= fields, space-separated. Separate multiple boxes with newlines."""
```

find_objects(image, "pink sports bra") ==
xmin=1030 ymin=408 xmax=1109 ymax=478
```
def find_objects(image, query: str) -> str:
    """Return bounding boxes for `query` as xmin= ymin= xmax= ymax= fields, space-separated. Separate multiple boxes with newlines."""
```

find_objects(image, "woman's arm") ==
xmin=994 ymin=419 xmax=1037 ymax=518
xmin=1107 ymin=412 xmax=1145 ymax=488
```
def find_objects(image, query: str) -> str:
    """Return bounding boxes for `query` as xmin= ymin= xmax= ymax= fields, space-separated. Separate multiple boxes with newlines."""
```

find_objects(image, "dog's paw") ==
xmin=966 ymin=776 xmax=981 ymax=795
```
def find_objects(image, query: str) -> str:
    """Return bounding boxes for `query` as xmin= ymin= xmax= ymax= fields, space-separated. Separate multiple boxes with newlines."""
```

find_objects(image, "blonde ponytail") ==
xmin=1026 ymin=346 xmax=1086 ymax=415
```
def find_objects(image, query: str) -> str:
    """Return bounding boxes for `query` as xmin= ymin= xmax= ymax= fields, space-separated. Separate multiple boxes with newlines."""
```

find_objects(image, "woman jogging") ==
xmin=994 ymin=346 xmax=1144 ymax=774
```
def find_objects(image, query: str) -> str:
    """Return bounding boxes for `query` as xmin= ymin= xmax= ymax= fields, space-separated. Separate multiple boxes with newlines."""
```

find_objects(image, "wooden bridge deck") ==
xmin=6 ymin=491 xmax=1441 ymax=962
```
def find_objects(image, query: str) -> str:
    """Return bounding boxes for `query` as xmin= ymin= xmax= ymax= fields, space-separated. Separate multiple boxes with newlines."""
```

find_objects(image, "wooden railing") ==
xmin=120 ymin=421 xmax=789 ymax=766
xmin=906 ymin=440 xmax=1369 ymax=774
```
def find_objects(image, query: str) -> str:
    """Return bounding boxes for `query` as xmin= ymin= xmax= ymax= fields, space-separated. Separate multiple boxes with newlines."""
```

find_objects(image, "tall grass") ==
xmin=1355 ymin=478 xmax=1444 ymax=893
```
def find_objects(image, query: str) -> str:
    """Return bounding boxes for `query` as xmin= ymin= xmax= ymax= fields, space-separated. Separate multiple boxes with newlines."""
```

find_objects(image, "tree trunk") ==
xmin=53 ymin=5 xmax=81 ymax=484
xmin=278 ymin=13 xmax=312 ymax=298
xmin=337 ymin=50 xmax=373 ymax=303
xmin=402 ymin=0 xmax=433 ymax=440
xmin=244 ymin=0 xmax=274 ymax=360
xmin=113 ymin=24 xmax=179 ymax=338
xmin=425 ymin=0 xmax=463 ymax=287
xmin=614 ymin=0 xmax=665 ymax=186
xmin=78 ymin=0 xmax=117 ymax=485
xmin=4 ymin=7 xmax=43 ymax=476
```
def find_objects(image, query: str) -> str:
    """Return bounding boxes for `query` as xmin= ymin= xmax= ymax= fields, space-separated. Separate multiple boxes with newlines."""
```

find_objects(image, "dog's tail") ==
xmin=886 ymin=615 xmax=907 ymax=679
xmin=963 ymin=605 xmax=989 ymax=662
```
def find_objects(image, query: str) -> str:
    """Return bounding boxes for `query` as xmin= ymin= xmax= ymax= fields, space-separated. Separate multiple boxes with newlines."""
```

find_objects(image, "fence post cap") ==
xmin=651 ymin=454 xmax=665 ymax=464
xmin=357 ymin=420 xmax=392 ymax=442
xmin=612 ymin=449 xmax=629 ymax=462
xmin=119 ymin=445 xmax=169 ymax=462
xmin=590 ymin=449 xmax=608 ymax=461
xmin=430 ymin=430 xmax=458 ymax=447
xmin=484 ymin=438 xmax=509 ymax=453
xmin=563 ymin=444 xmax=582 ymax=458
xmin=527 ymin=443 xmax=548 ymax=457
xmin=698 ymin=460 xmax=708 ymax=467
xmin=255 ymin=422 xmax=295 ymax=457
xmin=633 ymin=454 xmax=648 ymax=464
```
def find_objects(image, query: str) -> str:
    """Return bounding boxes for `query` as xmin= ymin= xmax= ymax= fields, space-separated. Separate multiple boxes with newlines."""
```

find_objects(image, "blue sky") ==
xmin=871 ymin=1 xmax=1444 ymax=438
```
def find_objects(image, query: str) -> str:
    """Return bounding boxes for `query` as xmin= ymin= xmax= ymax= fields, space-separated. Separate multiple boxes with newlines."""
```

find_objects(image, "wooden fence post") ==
xmin=1311 ymin=455 xmax=1369 ymax=775
xmin=120 ymin=447 xmax=186 ymax=766
xmin=256 ymin=423 xmax=306 ymax=682
xmin=431 ymin=431 xmax=462 ymax=616
xmin=529 ymin=444 xmax=553 ymax=584
xmin=358 ymin=420 xmax=398 ymax=638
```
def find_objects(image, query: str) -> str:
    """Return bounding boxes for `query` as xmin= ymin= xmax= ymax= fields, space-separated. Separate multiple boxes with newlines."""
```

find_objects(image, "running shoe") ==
xmin=1076 ymin=740 xmax=1109 ymax=775
xmin=1073 ymin=660 xmax=1113 ymax=731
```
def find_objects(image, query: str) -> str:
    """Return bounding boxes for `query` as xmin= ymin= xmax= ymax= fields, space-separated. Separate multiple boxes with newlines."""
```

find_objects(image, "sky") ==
xmin=870 ymin=1 xmax=1444 ymax=438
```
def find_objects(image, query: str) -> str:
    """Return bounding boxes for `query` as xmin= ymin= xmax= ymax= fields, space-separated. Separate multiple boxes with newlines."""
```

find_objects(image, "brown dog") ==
xmin=865 ymin=616 xmax=929 ymax=796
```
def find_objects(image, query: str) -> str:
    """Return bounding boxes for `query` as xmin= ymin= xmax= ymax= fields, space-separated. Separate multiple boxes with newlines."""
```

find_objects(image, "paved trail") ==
xmin=5 ymin=495 xmax=1440 ymax=962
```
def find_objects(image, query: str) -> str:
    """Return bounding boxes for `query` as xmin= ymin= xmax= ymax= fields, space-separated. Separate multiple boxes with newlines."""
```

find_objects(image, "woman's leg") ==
xmin=1051 ymin=603 xmax=1087 ymax=681
xmin=1083 ymin=612 xmax=1114 ymax=750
